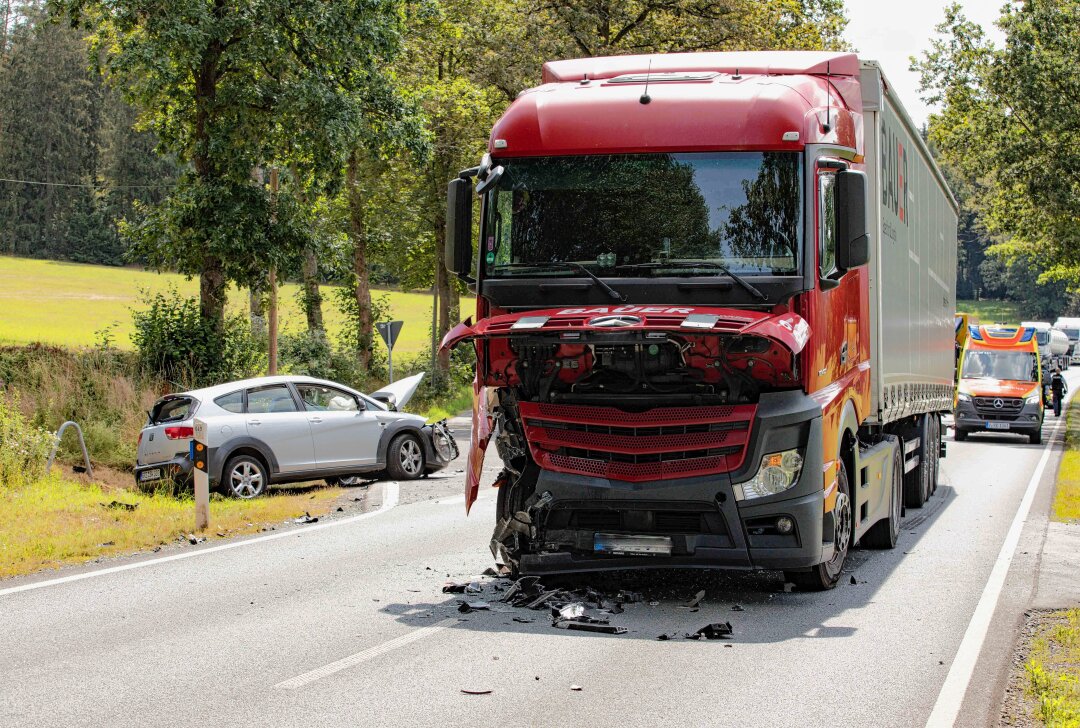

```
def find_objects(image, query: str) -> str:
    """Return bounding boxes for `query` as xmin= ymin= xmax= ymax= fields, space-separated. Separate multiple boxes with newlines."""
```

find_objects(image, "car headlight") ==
xmin=1026 ymin=394 xmax=1041 ymax=405
xmin=957 ymin=392 xmax=971 ymax=402
xmin=735 ymin=449 xmax=804 ymax=501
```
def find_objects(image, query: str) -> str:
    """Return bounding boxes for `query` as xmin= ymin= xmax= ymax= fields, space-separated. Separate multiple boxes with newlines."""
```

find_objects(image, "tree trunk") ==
xmin=267 ymin=266 xmax=278 ymax=374
xmin=436 ymin=251 xmax=452 ymax=379
xmin=249 ymin=287 xmax=266 ymax=337
xmin=346 ymin=150 xmax=373 ymax=370
xmin=301 ymin=245 xmax=324 ymax=333
xmin=200 ymin=255 xmax=227 ymax=337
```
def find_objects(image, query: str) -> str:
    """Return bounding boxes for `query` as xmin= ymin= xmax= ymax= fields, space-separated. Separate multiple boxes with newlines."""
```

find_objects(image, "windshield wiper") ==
xmin=493 ymin=262 xmax=627 ymax=302
xmin=619 ymin=260 xmax=768 ymax=301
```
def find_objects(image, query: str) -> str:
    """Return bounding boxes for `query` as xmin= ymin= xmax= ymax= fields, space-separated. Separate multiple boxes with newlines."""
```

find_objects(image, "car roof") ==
xmin=179 ymin=375 xmax=345 ymax=401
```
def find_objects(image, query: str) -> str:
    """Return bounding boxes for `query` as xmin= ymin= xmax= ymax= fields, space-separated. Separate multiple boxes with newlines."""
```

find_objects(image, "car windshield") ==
xmin=483 ymin=152 xmax=802 ymax=278
xmin=961 ymin=351 xmax=1039 ymax=382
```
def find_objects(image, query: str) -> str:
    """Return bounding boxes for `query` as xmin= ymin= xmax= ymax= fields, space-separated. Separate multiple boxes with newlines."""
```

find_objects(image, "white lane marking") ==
xmin=0 ymin=491 xmax=400 ymax=598
xmin=275 ymin=618 xmax=457 ymax=689
xmin=926 ymin=412 xmax=1065 ymax=727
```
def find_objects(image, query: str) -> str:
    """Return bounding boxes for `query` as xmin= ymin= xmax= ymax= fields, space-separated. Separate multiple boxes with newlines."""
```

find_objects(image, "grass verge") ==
xmin=0 ymin=474 xmax=343 ymax=580
xmin=1024 ymin=608 xmax=1080 ymax=726
xmin=1053 ymin=400 xmax=1080 ymax=523
xmin=956 ymin=298 xmax=1026 ymax=325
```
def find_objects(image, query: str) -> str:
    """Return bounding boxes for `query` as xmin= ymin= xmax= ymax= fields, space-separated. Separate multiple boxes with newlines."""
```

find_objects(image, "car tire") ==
xmin=1030 ymin=430 xmax=1042 ymax=445
xmin=863 ymin=447 xmax=902 ymax=550
xmin=954 ymin=427 xmax=967 ymax=442
xmin=784 ymin=459 xmax=851 ymax=591
xmin=223 ymin=454 xmax=269 ymax=499
xmin=385 ymin=432 xmax=425 ymax=480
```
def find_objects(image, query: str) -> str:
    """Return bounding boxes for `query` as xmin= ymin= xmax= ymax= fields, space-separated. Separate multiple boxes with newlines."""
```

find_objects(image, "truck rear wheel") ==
xmin=785 ymin=460 xmax=851 ymax=591
xmin=863 ymin=446 xmax=902 ymax=549
xmin=904 ymin=416 xmax=932 ymax=509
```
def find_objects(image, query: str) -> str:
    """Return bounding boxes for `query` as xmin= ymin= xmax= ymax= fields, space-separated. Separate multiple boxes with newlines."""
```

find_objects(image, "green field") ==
xmin=0 ymin=256 xmax=471 ymax=357
xmin=956 ymin=299 xmax=1026 ymax=325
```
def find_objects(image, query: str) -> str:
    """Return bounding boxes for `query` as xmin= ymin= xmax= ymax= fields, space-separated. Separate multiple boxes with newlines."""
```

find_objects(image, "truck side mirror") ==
xmin=835 ymin=169 xmax=870 ymax=270
xmin=445 ymin=177 xmax=474 ymax=283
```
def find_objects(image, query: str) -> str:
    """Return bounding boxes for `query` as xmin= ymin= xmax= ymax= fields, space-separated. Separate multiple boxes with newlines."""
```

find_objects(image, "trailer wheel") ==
xmin=863 ymin=446 xmax=902 ymax=549
xmin=928 ymin=415 xmax=941 ymax=496
xmin=904 ymin=416 xmax=931 ymax=509
xmin=785 ymin=460 xmax=851 ymax=591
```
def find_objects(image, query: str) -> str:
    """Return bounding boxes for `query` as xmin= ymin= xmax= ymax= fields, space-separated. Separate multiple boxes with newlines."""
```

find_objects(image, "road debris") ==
xmin=458 ymin=601 xmax=490 ymax=613
xmin=460 ymin=689 xmax=492 ymax=695
xmin=102 ymin=500 xmax=137 ymax=511
xmin=849 ymin=575 xmax=857 ymax=585
xmin=294 ymin=512 xmax=319 ymax=524
xmin=570 ymin=685 xmax=583 ymax=691
xmin=782 ymin=582 xmax=795 ymax=593
xmin=686 ymin=622 xmax=734 ymax=640
xmin=442 ymin=581 xmax=478 ymax=594
xmin=679 ymin=589 xmax=706 ymax=608
xmin=732 ymin=604 xmax=745 ymax=611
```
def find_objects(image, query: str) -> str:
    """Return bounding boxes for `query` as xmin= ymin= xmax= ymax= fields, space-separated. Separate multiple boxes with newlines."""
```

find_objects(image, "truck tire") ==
xmin=904 ymin=416 xmax=931 ymax=509
xmin=928 ymin=415 xmax=941 ymax=496
xmin=785 ymin=460 xmax=851 ymax=591
xmin=863 ymin=446 xmax=902 ymax=549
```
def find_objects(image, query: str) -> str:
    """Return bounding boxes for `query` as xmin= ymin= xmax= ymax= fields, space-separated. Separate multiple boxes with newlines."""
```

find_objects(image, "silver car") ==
xmin=134 ymin=373 xmax=458 ymax=498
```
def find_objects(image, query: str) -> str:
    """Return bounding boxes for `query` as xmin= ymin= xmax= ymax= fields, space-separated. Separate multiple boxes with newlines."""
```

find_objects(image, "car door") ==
xmin=244 ymin=384 xmax=315 ymax=473
xmin=294 ymin=383 xmax=381 ymax=469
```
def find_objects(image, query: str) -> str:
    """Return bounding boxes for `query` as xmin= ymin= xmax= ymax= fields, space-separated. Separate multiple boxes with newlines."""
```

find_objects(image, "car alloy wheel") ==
xmin=229 ymin=460 xmax=264 ymax=499
xmin=399 ymin=438 xmax=423 ymax=477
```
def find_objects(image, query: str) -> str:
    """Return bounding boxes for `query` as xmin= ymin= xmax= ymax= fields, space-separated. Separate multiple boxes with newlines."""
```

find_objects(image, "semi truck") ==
xmin=1021 ymin=321 xmax=1069 ymax=372
xmin=441 ymin=51 xmax=958 ymax=590
xmin=1052 ymin=317 xmax=1080 ymax=365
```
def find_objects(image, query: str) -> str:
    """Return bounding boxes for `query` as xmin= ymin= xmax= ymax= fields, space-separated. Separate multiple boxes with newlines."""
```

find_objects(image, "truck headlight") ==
xmin=1026 ymin=394 xmax=1041 ymax=405
xmin=957 ymin=392 xmax=971 ymax=402
xmin=736 ymin=449 xmax=804 ymax=500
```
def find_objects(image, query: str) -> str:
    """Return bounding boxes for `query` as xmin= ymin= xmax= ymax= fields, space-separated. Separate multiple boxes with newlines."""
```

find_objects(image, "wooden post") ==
xmin=267 ymin=168 xmax=279 ymax=375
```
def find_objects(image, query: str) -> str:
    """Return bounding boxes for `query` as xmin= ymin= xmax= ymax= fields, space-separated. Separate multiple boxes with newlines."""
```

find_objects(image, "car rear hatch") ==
xmin=138 ymin=395 xmax=199 ymax=465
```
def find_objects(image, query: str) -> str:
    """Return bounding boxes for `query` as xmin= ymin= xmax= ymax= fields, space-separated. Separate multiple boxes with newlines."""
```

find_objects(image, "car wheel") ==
xmin=1030 ymin=430 xmax=1042 ymax=445
xmin=954 ymin=427 xmax=967 ymax=442
xmin=785 ymin=459 xmax=851 ymax=591
xmin=385 ymin=433 xmax=425 ymax=480
xmin=224 ymin=455 xmax=268 ymax=499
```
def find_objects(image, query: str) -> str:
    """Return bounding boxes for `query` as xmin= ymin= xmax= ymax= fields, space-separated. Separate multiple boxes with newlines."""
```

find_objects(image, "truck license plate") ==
xmin=594 ymin=533 xmax=673 ymax=556
xmin=986 ymin=422 xmax=1010 ymax=431
xmin=139 ymin=468 xmax=162 ymax=482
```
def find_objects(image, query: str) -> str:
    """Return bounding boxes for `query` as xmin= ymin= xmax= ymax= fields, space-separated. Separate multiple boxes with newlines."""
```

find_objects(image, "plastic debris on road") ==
xmin=686 ymin=622 xmax=734 ymax=640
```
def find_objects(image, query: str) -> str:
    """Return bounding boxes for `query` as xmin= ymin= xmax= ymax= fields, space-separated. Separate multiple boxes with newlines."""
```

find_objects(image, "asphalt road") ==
xmin=2 ymin=373 xmax=1076 ymax=728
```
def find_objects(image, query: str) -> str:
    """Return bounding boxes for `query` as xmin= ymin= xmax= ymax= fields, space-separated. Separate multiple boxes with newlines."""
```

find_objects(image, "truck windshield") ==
xmin=961 ymin=351 xmax=1039 ymax=382
xmin=483 ymin=152 xmax=802 ymax=278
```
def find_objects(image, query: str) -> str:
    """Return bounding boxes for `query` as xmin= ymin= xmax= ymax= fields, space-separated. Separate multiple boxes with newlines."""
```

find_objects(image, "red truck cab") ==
xmin=442 ymin=51 xmax=956 ymax=589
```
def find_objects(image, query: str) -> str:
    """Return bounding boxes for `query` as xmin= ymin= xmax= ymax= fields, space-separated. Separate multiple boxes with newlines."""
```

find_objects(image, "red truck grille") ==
xmin=517 ymin=402 xmax=755 ymax=482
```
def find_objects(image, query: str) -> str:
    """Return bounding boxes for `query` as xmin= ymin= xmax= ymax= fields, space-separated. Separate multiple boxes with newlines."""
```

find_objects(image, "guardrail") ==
xmin=46 ymin=421 xmax=94 ymax=478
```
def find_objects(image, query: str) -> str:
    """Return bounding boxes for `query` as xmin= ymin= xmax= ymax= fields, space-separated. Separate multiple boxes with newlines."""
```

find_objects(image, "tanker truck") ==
xmin=442 ymin=51 xmax=958 ymax=590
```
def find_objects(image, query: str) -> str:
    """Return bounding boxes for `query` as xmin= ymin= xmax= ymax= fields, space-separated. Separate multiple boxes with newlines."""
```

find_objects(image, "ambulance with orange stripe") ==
xmin=953 ymin=325 xmax=1044 ymax=444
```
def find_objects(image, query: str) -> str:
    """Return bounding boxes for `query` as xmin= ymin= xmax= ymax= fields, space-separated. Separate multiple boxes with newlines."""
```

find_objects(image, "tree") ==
xmin=916 ymin=1 xmax=1080 ymax=287
xmin=55 ymin=0 xmax=421 ymax=342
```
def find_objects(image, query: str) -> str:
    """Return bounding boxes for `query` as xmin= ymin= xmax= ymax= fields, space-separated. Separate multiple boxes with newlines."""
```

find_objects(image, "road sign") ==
xmin=376 ymin=320 xmax=404 ymax=351
xmin=192 ymin=419 xmax=209 ymax=531
xmin=376 ymin=320 xmax=404 ymax=383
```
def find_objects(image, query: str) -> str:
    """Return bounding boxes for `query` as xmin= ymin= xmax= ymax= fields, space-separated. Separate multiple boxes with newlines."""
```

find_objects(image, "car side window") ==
xmin=246 ymin=385 xmax=298 ymax=414
xmin=818 ymin=172 xmax=837 ymax=277
xmin=296 ymin=384 xmax=361 ymax=412
xmin=214 ymin=390 xmax=244 ymax=413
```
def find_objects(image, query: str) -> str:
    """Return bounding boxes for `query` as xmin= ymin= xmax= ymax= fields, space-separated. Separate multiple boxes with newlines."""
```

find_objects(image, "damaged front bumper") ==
xmin=516 ymin=390 xmax=826 ymax=574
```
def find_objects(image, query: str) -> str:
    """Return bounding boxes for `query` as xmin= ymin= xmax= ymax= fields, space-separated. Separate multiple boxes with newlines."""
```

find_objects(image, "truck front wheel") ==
xmin=785 ymin=460 xmax=852 ymax=591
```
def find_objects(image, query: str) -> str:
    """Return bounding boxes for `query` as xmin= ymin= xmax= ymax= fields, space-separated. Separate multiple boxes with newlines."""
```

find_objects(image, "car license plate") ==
xmin=139 ymin=468 xmax=162 ymax=482
xmin=594 ymin=533 xmax=673 ymax=556
xmin=986 ymin=422 xmax=1010 ymax=431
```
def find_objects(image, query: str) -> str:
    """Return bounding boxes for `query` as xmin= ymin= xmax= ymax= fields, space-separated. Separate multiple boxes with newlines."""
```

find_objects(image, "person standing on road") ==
xmin=1050 ymin=367 xmax=1067 ymax=417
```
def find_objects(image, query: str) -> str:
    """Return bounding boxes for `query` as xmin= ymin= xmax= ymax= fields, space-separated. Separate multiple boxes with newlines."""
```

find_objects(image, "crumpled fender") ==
xmin=465 ymin=378 xmax=493 ymax=514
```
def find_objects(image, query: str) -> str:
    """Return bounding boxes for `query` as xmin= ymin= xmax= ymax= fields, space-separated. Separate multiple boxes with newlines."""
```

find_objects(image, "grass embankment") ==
xmin=0 ymin=474 xmax=342 ymax=580
xmin=1024 ymin=609 xmax=1080 ymax=726
xmin=1053 ymin=401 xmax=1080 ymax=523
xmin=0 ymin=255 xmax=473 ymax=357
xmin=956 ymin=299 xmax=1026 ymax=325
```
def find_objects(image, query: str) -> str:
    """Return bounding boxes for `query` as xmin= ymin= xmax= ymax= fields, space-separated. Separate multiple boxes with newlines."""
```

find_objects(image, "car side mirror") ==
xmin=835 ymin=169 xmax=870 ymax=270
xmin=445 ymin=177 xmax=475 ymax=284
